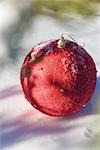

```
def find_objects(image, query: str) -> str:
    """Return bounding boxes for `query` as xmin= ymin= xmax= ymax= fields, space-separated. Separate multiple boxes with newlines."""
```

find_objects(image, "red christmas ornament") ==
xmin=20 ymin=33 xmax=97 ymax=116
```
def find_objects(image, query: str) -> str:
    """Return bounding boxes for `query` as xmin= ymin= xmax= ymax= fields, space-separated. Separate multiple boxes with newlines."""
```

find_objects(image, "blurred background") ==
xmin=0 ymin=0 xmax=100 ymax=150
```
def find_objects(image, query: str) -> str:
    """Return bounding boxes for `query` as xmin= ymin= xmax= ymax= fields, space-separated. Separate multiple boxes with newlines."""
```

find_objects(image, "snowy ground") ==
xmin=0 ymin=12 xmax=100 ymax=150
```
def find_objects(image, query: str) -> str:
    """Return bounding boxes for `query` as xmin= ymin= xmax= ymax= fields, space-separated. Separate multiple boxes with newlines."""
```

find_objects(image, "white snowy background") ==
xmin=0 ymin=0 xmax=100 ymax=150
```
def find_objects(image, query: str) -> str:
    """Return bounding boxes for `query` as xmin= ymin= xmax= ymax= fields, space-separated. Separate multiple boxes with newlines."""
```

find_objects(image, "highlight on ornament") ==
xmin=20 ymin=32 xmax=97 ymax=117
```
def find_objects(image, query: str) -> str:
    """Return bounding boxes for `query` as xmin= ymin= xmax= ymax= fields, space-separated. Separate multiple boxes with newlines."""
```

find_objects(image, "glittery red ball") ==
xmin=20 ymin=39 xmax=96 ymax=116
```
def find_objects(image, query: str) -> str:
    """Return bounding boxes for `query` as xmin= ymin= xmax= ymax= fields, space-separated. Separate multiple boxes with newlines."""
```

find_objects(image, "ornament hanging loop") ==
xmin=62 ymin=32 xmax=79 ymax=45
xmin=57 ymin=32 xmax=85 ymax=48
